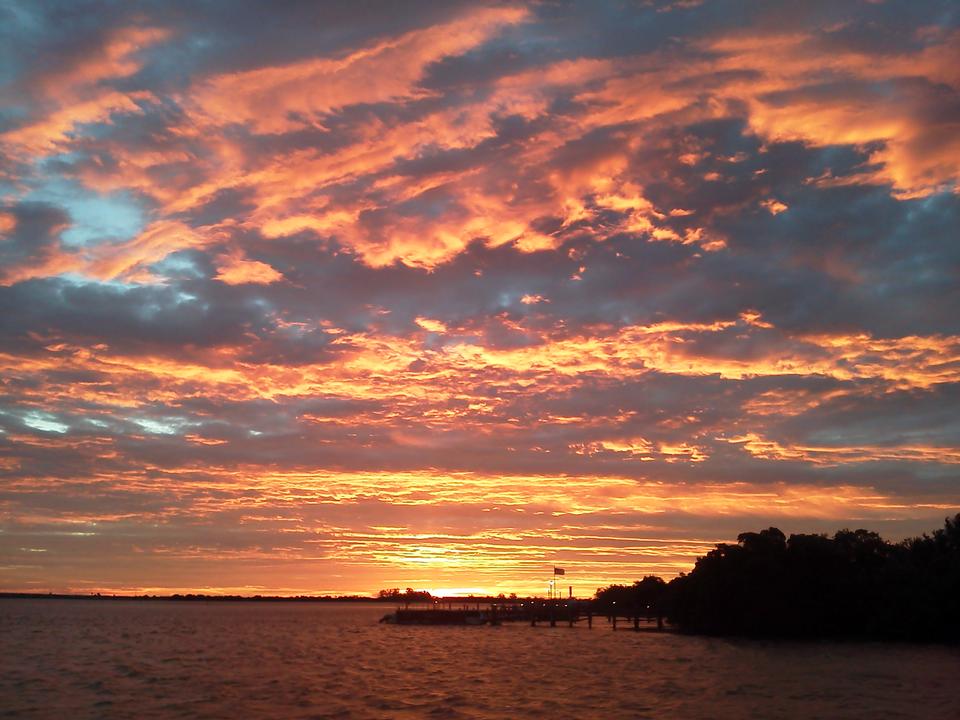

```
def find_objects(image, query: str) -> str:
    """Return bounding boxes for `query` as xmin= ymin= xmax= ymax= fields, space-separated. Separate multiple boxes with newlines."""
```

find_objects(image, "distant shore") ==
xmin=0 ymin=592 xmax=527 ymax=603
xmin=1 ymin=592 xmax=390 ymax=602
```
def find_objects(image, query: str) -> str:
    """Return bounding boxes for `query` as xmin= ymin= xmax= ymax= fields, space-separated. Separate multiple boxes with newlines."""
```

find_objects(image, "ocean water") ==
xmin=2 ymin=600 xmax=958 ymax=719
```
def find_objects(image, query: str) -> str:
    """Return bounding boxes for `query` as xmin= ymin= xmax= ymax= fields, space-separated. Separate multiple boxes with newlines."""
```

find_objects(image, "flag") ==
xmin=553 ymin=567 xmax=565 ymax=575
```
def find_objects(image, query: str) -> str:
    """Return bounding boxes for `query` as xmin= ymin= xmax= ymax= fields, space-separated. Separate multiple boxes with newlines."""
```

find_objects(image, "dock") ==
xmin=380 ymin=599 xmax=667 ymax=630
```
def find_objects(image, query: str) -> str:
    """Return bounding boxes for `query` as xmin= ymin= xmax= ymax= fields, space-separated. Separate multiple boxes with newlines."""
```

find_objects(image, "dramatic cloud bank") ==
xmin=1 ymin=0 xmax=957 ymax=595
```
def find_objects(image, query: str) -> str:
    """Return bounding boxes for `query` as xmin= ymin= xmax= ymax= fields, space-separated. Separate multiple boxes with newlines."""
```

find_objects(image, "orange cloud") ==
xmin=414 ymin=317 xmax=448 ymax=333
xmin=215 ymin=251 xmax=283 ymax=285
xmin=186 ymin=6 xmax=528 ymax=134
xmin=88 ymin=220 xmax=210 ymax=282
xmin=0 ymin=211 xmax=17 ymax=236
xmin=700 ymin=31 xmax=960 ymax=196
xmin=728 ymin=433 xmax=960 ymax=466
xmin=1 ymin=27 xmax=168 ymax=157
xmin=1 ymin=220 xmax=218 ymax=285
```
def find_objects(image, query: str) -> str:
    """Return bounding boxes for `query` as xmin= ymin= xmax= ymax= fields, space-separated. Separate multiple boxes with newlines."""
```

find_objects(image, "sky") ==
xmin=0 ymin=0 xmax=958 ymax=597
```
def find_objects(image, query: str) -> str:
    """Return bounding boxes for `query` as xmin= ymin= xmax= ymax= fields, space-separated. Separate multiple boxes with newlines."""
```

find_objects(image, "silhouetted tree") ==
xmin=595 ymin=575 xmax=666 ymax=618
xmin=659 ymin=514 xmax=960 ymax=642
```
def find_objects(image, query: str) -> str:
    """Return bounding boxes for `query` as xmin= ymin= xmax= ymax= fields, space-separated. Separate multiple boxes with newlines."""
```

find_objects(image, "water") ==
xmin=2 ymin=600 xmax=958 ymax=719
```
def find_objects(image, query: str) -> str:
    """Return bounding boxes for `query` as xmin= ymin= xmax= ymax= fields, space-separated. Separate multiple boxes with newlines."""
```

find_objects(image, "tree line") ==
xmin=595 ymin=514 xmax=960 ymax=642
xmin=376 ymin=587 xmax=434 ymax=603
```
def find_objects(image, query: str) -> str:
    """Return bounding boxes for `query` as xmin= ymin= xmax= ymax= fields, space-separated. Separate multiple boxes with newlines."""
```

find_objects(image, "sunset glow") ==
xmin=1 ymin=1 xmax=958 ymax=596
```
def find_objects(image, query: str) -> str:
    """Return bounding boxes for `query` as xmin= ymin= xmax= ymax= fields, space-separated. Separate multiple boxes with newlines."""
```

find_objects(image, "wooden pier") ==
xmin=382 ymin=599 xmax=667 ymax=630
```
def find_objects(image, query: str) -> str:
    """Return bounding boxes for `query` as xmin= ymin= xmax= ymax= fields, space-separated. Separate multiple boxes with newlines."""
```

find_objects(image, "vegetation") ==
xmin=594 ymin=575 xmax=666 ymax=618
xmin=595 ymin=514 xmax=960 ymax=642
xmin=376 ymin=587 xmax=433 ymax=603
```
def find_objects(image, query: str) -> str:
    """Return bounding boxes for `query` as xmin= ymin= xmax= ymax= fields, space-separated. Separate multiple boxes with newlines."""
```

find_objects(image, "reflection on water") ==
xmin=2 ymin=600 xmax=958 ymax=719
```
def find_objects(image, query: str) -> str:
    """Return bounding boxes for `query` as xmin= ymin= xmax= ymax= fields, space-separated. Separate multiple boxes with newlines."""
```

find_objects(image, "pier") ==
xmin=381 ymin=598 xmax=667 ymax=630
